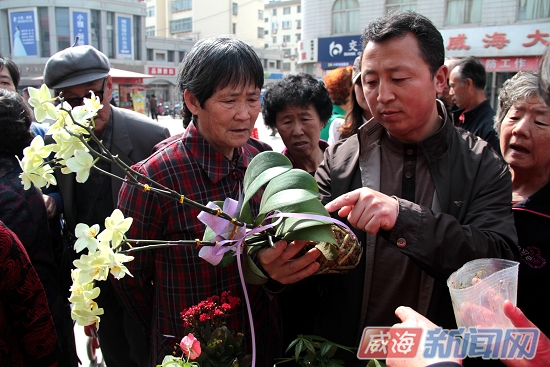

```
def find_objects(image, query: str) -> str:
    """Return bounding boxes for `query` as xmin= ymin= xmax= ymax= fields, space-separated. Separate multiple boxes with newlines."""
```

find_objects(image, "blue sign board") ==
xmin=318 ymin=35 xmax=362 ymax=69
xmin=73 ymin=12 xmax=89 ymax=46
xmin=118 ymin=17 xmax=132 ymax=55
xmin=10 ymin=10 xmax=38 ymax=56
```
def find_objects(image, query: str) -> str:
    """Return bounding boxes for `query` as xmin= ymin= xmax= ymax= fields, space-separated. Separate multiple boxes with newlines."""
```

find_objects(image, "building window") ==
xmin=233 ymin=23 xmax=237 ymax=34
xmin=296 ymin=19 xmax=302 ymax=29
xmin=265 ymin=29 xmax=269 ymax=35
xmin=170 ymin=17 xmax=192 ymax=33
xmin=258 ymin=27 xmax=265 ymax=39
xmin=147 ymin=6 xmax=155 ymax=17
xmin=272 ymin=36 xmax=277 ymax=43
xmin=232 ymin=2 xmax=238 ymax=15
xmin=146 ymin=26 xmax=155 ymax=36
xmin=283 ymin=48 xmax=291 ymax=56
xmin=386 ymin=0 xmax=417 ymax=12
xmin=283 ymin=7 xmax=291 ymax=14
xmin=38 ymin=7 xmax=50 ymax=57
xmin=283 ymin=62 xmax=291 ymax=71
xmin=147 ymin=48 xmax=153 ymax=61
xmin=134 ymin=15 xmax=141 ymax=60
xmin=178 ymin=51 xmax=186 ymax=62
xmin=55 ymin=7 xmax=70 ymax=51
xmin=282 ymin=20 xmax=291 ymax=29
xmin=258 ymin=10 xmax=264 ymax=20
xmin=269 ymin=61 xmax=275 ymax=68
xmin=445 ymin=0 xmax=482 ymax=25
xmin=91 ymin=10 xmax=101 ymax=51
xmin=155 ymin=52 xmax=165 ymax=61
xmin=106 ymin=12 xmax=115 ymax=58
xmin=332 ymin=0 xmax=360 ymax=34
xmin=172 ymin=0 xmax=192 ymax=12
xmin=168 ymin=50 xmax=175 ymax=62
xmin=263 ymin=59 xmax=268 ymax=68
xmin=265 ymin=17 xmax=269 ymax=22
xmin=283 ymin=35 xmax=291 ymax=42
xmin=297 ymin=5 xmax=302 ymax=13
xmin=273 ymin=9 xmax=277 ymax=16
xmin=296 ymin=33 xmax=301 ymax=42
xmin=518 ymin=0 xmax=550 ymax=20
xmin=276 ymin=60 xmax=281 ymax=69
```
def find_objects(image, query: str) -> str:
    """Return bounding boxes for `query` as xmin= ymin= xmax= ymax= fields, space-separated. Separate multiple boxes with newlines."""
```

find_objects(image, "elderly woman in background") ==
xmin=494 ymin=70 xmax=550 ymax=338
xmin=262 ymin=73 xmax=332 ymax=174
xmin=330 ymin=55 xmax=373 ymax=144
xmin=319 ymin=66 xmax=353 ymax=141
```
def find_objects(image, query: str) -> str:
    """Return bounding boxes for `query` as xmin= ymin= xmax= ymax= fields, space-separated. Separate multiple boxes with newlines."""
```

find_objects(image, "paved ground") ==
xmin=74 ymin=113 xmax=286 ymax=366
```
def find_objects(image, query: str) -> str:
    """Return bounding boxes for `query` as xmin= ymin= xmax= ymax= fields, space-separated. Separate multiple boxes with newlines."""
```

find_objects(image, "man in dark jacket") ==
xmin=258 ymin=11 xmax=519 ymax=366
xmin=43 ymin=45 xmax=170 ymax=367
xmin=449 ymin=56 xmax=501 ymax=154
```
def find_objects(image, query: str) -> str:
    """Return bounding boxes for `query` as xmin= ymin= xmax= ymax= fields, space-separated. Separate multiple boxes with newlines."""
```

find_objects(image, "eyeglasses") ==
xmin=61 ymin=78 xmax=107 ymax=108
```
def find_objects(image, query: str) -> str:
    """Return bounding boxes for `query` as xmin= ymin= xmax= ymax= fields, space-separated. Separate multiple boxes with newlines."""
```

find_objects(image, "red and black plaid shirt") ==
xmin=115 ymin=122 xmax=282 ymax=365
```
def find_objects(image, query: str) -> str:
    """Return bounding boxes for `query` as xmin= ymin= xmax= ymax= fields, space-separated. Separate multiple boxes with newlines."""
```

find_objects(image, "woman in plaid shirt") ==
xmin=114 ymin=37 xmax=295 ymax=366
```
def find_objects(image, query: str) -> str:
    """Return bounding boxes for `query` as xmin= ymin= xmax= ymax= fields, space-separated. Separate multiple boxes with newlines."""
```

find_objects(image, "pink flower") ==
xmin=180 ymin=333 xmax=201 ymax=360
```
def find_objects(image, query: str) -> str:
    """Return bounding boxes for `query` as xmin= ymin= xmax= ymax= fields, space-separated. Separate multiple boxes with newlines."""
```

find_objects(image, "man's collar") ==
xmin=357 ymin=100 xmax=453 ymax=157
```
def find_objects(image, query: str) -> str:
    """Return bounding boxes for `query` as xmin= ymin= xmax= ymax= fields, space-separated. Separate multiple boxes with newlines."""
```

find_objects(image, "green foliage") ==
xmin=275 ymin=335 xmax=357 ymax=367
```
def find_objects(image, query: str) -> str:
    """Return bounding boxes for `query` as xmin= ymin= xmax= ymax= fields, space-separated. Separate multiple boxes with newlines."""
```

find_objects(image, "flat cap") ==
xmin=44 ymin=45 xmax=110 ymax=89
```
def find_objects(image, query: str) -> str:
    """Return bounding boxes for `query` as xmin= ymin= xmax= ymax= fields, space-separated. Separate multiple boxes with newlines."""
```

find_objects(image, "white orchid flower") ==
xmin=74 ymin=223 xmax=101 ymax=253
xmin=28 ymin=85 xmax=58 ymax=122
xmin=17 ymin=157 xmax=56 ymax=190
xmin=73 ymin=250 xmax=111 ymax=284
xmin=22 ymin=136 xmax=55 ymax=165
xmin=65 ymin=149 xmax=95 ymax=183
xmin=109 ymin=250 xmax=134 ymax=279
xmin=97 ymin=209 xmax=133 ymax=248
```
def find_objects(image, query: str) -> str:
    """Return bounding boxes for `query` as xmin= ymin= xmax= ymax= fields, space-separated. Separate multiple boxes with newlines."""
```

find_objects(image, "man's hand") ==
xmin=502 ymin=300 xmax=550 ymax=367
xmin=325 ymin=188 xmax=399 ymax=234
xmin=43 ymin=194 xmax=56 ymax=219
xmin=386 ymin=306 xmax=462 ymax=367
xmin=257 ymin=240 xmax=321 ymax=284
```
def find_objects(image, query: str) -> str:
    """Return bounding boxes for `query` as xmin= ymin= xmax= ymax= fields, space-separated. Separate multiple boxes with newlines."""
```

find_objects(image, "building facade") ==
xmin=299 ymin=0 xmax=549 ymax=107
xmin=264 ymin=0 xmax=303 ymax=77
xmin=0 ymin=0 xmax=286 ymax=108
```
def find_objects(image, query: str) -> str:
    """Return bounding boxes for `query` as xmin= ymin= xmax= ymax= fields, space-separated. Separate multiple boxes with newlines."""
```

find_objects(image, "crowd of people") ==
xmin=1 ymin=9 xmax=550 ymax=367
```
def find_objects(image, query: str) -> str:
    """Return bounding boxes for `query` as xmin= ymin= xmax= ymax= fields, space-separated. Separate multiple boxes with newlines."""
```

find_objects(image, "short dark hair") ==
xmin=0 ymin=54 xmax=21 ymax=89
xmin=362 ymin=11 xmax=444 ymax=77
xmin=176 ymin=37 xmax=264 ymax=126
xmin=539 ymin=46 xmax=550 ymax=108
xmin=0 ymin=89 xmax=33 ymax=158
xmin=261 ymin=73 xmax=332 ymax=129
xmin=451 ymin=56 xmax=487 ymax=90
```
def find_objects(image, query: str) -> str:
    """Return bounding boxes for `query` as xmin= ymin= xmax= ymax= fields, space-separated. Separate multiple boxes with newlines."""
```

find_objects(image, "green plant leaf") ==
xmin=241 ymin=152 xmax=292 ymax=219
xmin=261 ymin=169 xmax=319 ymax=204
xmin=274 ymin=216 xmax=331 ymax=236
xmin=281 ymin=224 xmax=336 ymax=245
xmin=294 ymin=339 xmax=304 ymax=360
xmin=241 ymin=255 xmax=268 ymax=285
xmin=315 ymin=241 xmax=339 ymax=261
xmin=303 ymin=338 xmax=315 ymax=354
xmin=319 ymin=342 xmax=337 ymax=358
xmin=256 ymin=189 xmax=327 ymax=226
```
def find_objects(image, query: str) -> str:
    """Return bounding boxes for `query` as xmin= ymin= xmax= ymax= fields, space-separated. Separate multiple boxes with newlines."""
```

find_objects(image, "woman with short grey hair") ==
xmin=494 ymin=70 xmax=550 ymax=339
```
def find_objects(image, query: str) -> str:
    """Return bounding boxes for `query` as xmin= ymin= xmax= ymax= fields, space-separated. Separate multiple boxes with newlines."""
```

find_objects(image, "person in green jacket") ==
xmin=320 ymin=65 xmax=353 ymax=141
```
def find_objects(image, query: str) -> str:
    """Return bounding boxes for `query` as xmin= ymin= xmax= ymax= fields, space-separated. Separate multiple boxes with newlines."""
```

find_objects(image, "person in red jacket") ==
xmin=0 ymin=220 xmax=60 ymax=367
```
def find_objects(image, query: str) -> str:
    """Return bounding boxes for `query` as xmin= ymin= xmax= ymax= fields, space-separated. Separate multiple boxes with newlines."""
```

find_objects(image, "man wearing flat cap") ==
xmin=44 ymin=45 xmax=170 ymax=367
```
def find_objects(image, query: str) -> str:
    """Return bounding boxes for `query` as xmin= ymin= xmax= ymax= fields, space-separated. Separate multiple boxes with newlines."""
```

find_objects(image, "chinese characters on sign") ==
xmin=72 ymin=12 xmax=88 ymax=46
xmin=480 ymin=56 xmax=540 ymax=72
xmin=318 ymin=35 xmax=362 ymax=69
xmin=357 ymin=327 xmax=539 ymax=360
xmin=117 ymin=17 xmax=132 ymax=56
xmin=440 ymin=23 xmax=550 ymax=60
xmin=148 ymin=67 xmax=177 ymax=76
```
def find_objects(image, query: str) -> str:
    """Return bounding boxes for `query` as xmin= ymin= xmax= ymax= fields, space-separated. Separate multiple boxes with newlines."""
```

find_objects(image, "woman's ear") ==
xmin=184 ymin=90 xmax=201 ymax=115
